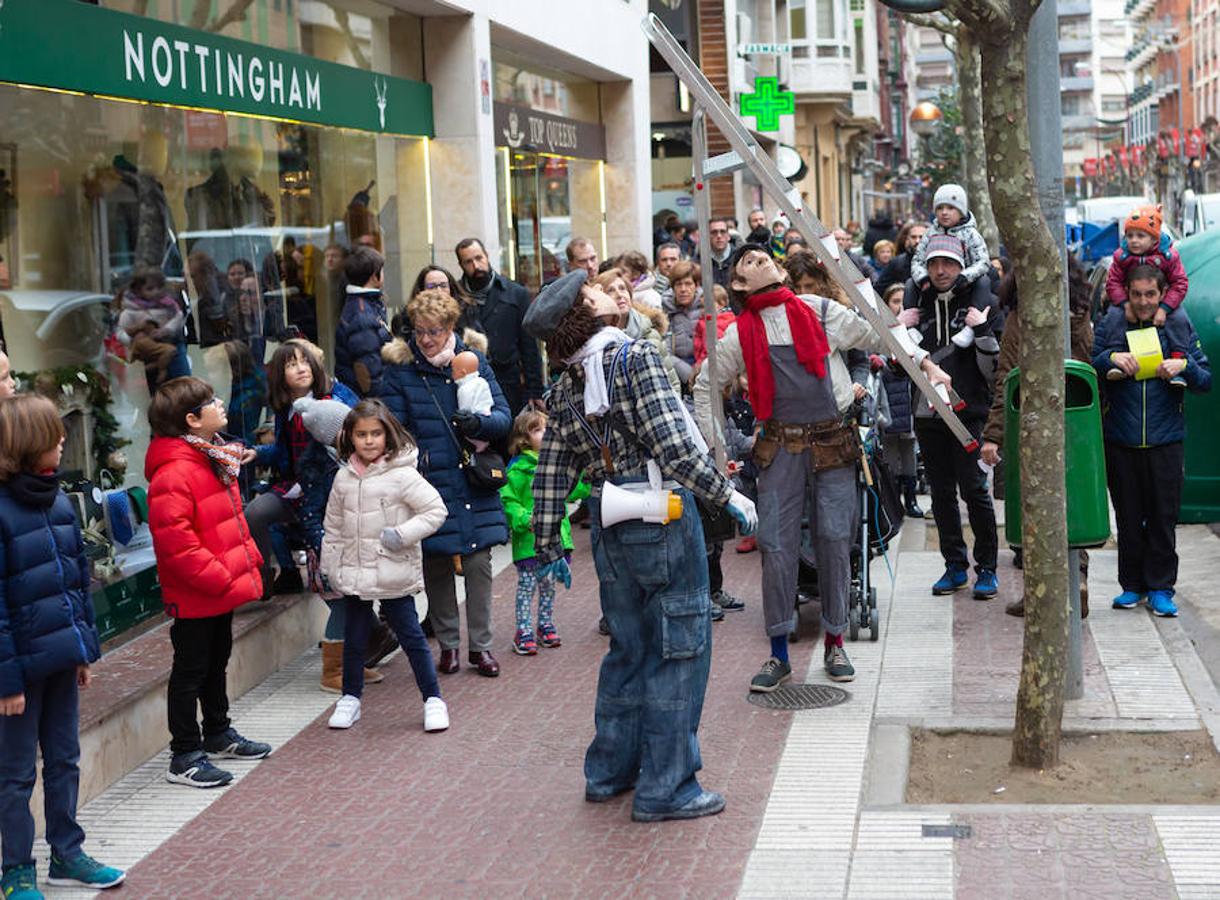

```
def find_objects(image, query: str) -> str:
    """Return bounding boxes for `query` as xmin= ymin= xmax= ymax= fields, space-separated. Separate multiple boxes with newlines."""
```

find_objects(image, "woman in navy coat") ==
xmin=378 ymin=289 xmax=511 ymax=677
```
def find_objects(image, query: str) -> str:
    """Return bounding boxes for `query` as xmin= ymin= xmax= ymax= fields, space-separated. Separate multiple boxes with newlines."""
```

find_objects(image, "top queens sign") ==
xmin=0 ymin=0 xmax=434 ymax=137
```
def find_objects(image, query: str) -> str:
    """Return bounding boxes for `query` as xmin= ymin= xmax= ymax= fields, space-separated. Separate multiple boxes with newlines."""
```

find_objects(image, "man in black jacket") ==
xmin=906 ymin=234 xmax=1001 ymax=600
xmin=456 ymin=237 xmax=545 ymax=414
xmin=877 ymin=221 xmax=927 ymax=293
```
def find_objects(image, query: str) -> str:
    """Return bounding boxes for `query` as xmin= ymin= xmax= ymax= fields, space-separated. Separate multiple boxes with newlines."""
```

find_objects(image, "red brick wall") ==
xmin=697 ymin=0 xmax=736 ymax=218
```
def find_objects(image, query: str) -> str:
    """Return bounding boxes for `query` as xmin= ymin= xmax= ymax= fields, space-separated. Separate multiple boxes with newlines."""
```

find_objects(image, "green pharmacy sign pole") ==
xmin=738 ymin=77 xmax=795 ymax=132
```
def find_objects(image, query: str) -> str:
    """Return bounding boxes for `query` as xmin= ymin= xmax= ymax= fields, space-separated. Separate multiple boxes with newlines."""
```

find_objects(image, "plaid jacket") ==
xmin=533 ymin=340 xmax=734 ymax=564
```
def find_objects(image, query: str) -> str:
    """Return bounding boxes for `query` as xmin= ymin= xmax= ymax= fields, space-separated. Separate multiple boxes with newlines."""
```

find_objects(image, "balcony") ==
xmin=852 ymin=82 xmax=881 ymax=124
xmin=1125 ymin=0 xmax=1156 ymax=21
xmin=1059 ymin=37 xmax=1093 ymax=54
xmin=915 ymin=47 xmax=953 ymax=65
xmin=1062 ymin=114 xmax=1099 ymax=132
xmin=1125 ymin=40 xmax=1158 ymax=69
xmin=1061 ymin=75 xmax=1095 ymax=92
xmin=1058 ymin=1 xmax=1091 ymax=17
xmin=788 ymin=53 xmax=854 ymax=100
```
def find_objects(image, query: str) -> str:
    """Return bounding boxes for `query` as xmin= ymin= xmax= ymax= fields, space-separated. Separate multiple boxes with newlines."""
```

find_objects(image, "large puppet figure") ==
xmin=694 ymin=244 xmax=951 ymax=692
xmin=525 ymin=269 xmax=756 ymax=824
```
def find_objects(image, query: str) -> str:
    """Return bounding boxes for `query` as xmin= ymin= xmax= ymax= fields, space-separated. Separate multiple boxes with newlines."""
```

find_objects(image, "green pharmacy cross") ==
xmin=738 ymin=77 xmax=795 ymax=132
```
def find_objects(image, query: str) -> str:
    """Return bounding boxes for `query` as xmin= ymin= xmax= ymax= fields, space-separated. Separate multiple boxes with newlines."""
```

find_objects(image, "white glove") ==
xmin=726 ymin=490 xmax=758 ymax=536
xmin=379 ymin=527 xmax=404 ymax=552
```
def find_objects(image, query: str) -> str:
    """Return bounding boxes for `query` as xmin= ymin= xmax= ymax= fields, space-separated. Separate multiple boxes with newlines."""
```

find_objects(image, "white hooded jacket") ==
xmin=320 ymin=447 xmax=448 ymax=601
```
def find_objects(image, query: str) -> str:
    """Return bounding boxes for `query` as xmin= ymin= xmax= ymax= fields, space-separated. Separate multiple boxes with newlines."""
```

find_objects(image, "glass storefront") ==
xmin=491 ymin=54 xmax=608 ymax=293
xmin=495 ymin=150 xmax=604 ymax=291
xmin=0 ymin=0 xmax=433 ymax=640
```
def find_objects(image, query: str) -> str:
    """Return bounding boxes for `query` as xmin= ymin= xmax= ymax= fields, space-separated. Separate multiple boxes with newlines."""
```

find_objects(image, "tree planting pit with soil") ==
xmin=906 ymin=729 xmax=1220 ymax=805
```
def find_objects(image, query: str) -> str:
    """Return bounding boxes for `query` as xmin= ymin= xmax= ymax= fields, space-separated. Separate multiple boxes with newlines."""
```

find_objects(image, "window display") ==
xmin=0 ymin=83 xmax=430 ymax=640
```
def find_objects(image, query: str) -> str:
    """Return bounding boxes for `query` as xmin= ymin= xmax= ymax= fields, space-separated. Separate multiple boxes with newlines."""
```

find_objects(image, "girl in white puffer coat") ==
xmin=320 ymin=399 xmax=450 ymax=732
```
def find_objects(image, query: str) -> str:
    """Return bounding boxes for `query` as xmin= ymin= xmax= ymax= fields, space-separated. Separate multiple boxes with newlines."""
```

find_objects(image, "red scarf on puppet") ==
xmin=734 ymin=286 xmax=830 ymax=421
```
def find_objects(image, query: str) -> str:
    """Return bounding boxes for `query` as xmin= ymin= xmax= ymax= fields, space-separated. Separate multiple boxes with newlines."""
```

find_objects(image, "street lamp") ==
xmin=910 ymin=101 xmax=943 ymax=138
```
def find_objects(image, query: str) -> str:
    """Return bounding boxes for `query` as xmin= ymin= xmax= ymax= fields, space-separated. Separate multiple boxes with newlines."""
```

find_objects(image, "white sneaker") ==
xmin=328 ymin=695 xmax=361 ymax=729
xmin=423 ymin=696 xmax=449 ymax=732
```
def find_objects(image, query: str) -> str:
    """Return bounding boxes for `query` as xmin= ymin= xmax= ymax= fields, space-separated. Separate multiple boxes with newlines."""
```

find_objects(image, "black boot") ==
xmin=900 ymin=476 xmax=924 ymax=519
xmin=364 ymin=620 xmax=400 ymax=669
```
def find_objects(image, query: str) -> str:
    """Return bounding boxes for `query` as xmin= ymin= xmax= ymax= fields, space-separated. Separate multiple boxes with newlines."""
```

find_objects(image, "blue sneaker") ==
xmin=1112 ymin=591 xmax=1144 ymax=609
xmin=47 ymin=853 xmax=124 ymax=889
xmin=973 ymin=569 xmax=999 ymax=600
xmin=1148 ymin=590 xmax=1178 ymax=617
xmin=932 ymin=567 xmax=969 ymax=595
xmin=1 ymin=864 xmax=42 ymax=899
xmin=202 ymin=727 xmax=271 ymax=760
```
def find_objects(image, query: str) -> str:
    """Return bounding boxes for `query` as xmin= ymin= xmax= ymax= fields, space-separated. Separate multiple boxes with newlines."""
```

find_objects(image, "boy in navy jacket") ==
xmin=0 ymin=395 xmax=123 ymax=896
xmin=335 ymin=247 xmax=392 ymax=397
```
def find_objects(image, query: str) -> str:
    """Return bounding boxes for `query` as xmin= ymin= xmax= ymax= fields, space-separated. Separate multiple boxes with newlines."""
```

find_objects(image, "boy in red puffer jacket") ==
xmin=146 ymin=376 xmax=273 ymax=789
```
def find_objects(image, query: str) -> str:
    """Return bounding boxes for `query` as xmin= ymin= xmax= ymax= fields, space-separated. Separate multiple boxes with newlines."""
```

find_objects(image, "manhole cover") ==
xmin=747 ymin=684 xmax=850 ymax=710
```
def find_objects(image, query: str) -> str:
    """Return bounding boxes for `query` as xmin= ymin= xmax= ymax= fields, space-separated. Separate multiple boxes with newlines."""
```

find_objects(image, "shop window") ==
xmin=0 ymin=82 xmax=429 ymax=641
xmin=103 ymin=0 xmax=423 ymax=77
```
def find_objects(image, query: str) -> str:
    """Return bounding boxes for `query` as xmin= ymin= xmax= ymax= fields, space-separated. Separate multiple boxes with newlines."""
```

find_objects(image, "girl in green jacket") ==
xmin=500 ymin=409 xmax=590 ymax=655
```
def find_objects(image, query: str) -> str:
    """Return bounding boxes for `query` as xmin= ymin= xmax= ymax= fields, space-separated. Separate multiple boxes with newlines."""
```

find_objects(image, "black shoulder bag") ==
xmin=420 ymin=373 xmax=508 ymax=491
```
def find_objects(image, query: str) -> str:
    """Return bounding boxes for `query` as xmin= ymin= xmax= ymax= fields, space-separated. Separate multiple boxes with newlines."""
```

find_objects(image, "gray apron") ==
xmin=755 ymin=346 xmax=856 ymax=638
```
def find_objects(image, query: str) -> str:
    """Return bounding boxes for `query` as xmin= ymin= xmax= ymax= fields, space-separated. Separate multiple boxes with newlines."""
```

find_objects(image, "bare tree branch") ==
xmin=207 ymin=0 xmax=256 ymax=33
xmin=189 ymin=0 xmax=212 ymax=31
xmin=944 ymin=0 xmax=1012 ymax=33
xmin=904 ymin=10 xmax=960 ymax=36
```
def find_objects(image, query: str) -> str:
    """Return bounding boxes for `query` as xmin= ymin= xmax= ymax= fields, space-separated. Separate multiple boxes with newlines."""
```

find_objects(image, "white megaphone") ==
xmin=600 ymin=482 xmax=684 ymax=527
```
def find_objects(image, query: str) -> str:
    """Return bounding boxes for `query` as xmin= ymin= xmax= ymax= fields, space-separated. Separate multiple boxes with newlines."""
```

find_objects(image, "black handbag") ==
xmin=421 ymin=373 xmax=508 ymax=491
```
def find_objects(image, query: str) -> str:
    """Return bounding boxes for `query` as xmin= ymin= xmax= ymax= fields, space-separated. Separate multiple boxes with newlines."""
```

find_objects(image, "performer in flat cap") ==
xmin=525 ymin=269 xmax=757 ymax=824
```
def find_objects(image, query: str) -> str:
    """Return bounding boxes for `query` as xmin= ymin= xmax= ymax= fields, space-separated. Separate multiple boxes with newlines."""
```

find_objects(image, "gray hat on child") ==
xmin=522 ymin=269 xmax=587 ymax=340
xmin=292 ymin=396 xmax=351 ymax=447
xmin=932 ymin=183 xmax=968 ymax=218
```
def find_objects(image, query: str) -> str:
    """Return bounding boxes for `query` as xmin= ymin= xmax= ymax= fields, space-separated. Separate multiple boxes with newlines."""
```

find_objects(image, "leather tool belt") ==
xmin=753 ymin=417 xmax=860 ymax=472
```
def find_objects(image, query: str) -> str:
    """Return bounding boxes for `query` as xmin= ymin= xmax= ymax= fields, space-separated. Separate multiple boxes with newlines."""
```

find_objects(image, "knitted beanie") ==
xmin=292 ymin=396 xmax=351 ymax=447
xmin=932 ymin=183 xmax=969 ymax=218
xmin=1123 ymin=204 xmax=1162 ymax=240
xmin=923 ymin=233 xmax=966 ymax=267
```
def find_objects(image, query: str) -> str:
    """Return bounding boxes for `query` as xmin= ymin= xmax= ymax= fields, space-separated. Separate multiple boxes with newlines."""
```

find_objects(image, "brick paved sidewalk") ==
xmin=116 ymin=539 xmax=815 ymax=899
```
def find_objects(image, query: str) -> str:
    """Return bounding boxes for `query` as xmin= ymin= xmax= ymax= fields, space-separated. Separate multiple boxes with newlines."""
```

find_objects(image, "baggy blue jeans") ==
xmin=584 ymin=487 xmax=713 ymax=816
xmin=0 ymin=667 xmax=85 ymax=870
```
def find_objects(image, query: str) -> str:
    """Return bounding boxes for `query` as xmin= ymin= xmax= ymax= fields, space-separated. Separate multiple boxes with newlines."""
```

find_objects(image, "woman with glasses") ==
xmin=410 ymin=264 xmax=481 ymax=338
xmin=378 ymin=289 xmax=511 ymax=677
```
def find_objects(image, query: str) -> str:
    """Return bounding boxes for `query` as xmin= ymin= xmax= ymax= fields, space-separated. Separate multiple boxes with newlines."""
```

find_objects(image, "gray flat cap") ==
xmin=523 ymin=269 xmax=586 ymax=340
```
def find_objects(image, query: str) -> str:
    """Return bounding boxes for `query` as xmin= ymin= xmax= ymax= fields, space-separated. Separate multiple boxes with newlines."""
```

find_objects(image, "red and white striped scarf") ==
xmin=182 ymin=434 xmax=245 ymax=484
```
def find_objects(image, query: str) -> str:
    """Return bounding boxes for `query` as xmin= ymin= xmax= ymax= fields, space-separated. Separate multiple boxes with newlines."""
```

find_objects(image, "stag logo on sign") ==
xmin=374 ymin=77 xmax=387 ymax=130
xmin=503 ymin=110 xmax=525 ymax=148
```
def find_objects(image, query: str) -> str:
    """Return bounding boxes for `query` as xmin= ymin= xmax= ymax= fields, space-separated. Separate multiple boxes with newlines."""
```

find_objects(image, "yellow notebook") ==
xmin=1126 ymin=327 xmax=1164 ymax=381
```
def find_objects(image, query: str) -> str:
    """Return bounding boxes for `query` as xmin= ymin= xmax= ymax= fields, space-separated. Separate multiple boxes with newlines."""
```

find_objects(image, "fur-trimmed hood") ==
xmin=382 ymin=336 xmax=416 ymax=365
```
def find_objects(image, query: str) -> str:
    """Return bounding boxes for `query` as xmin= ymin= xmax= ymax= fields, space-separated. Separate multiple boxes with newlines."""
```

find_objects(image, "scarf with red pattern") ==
xmin=183 ymin=434 xmax=246 ymax=484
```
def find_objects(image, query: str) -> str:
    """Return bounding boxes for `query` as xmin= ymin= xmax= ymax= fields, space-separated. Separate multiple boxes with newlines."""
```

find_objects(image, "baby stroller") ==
xmin=795 ymin=371 xmax=904 ymax=642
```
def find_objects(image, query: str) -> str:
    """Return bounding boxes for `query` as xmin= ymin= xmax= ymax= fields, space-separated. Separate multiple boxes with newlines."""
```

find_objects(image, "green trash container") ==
xmin=1004 ymin=360 xmax=1110 ymax=548
xmin=1177 ymin=231 xmax=1220 ymax=522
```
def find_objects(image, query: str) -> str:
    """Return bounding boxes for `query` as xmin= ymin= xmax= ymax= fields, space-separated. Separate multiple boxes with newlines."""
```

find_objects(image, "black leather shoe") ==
xmin=364 ymin=622 xmax=399 ymax=669
xmin=469 ymin=650 xmax=500 ymax=677
xmin=438 ymin=648 xmax=460 ymax=674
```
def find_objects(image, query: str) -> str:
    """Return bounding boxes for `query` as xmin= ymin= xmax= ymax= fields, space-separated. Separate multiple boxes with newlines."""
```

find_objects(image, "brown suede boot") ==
xmin=320 ymin=640 xmax=343 ymax=693
xmin=321 ymin=640 xmax=383 ymax=692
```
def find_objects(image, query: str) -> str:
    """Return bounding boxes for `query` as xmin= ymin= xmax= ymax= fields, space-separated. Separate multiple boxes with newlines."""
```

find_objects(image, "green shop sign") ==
xmin=0 ymin=0 xmax=433 ymax=137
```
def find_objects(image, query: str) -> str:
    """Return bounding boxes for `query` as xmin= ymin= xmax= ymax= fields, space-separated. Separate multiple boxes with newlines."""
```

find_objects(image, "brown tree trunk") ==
xmin=976 ymin=25 xmax=1070 ymax=770
xmin=955 ymin=33 xmax=1000 ymax=254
